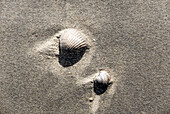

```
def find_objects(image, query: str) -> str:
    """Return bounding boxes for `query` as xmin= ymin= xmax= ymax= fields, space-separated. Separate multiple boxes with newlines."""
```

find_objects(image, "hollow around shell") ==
xmin=59 ymin=28 xmax=87 ymax=51
xmin=95 ymin=71 xmax=111 ymax=85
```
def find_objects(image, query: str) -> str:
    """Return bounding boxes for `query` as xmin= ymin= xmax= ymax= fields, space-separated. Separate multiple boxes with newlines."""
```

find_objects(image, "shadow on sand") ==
xmin=93 ymin=81 xmax=109 ymax=95
xmin=57 ymin=46 xmax=87 ymax=67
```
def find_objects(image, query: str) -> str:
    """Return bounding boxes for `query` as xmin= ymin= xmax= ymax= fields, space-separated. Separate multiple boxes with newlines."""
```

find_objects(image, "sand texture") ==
xmin=0 ymin=0 xmax=169 ymax=113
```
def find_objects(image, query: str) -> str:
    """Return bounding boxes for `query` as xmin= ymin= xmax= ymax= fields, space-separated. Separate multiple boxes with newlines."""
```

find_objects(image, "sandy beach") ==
xmin=0 ymin=0 xmax=169 ymax=113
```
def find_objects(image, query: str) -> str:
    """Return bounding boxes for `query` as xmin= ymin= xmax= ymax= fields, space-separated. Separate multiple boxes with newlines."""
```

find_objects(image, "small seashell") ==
xmin=95 ymin=70 xmax=111 ymax=85
xmin=59 ymin=28 xmax=87 ymax=51
xmin=89 ymin=97 xmax=94 ymax=102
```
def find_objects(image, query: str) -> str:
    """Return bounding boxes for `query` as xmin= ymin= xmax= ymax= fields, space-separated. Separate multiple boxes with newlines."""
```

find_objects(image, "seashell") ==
xmin=89 ymin=97 xmax=94 ymax=102
xmin=59 ymin=28 xmax=87 ymax=51
xmin=95 ymin=70 xmax=111 ymax=85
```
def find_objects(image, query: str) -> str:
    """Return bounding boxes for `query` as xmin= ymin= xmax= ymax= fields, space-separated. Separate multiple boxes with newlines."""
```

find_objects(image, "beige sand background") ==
xmin=0 ymin=0 xmax=169 ymax=113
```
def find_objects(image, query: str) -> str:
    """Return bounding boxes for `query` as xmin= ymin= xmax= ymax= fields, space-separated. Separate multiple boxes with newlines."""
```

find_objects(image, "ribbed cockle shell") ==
xmin=59 ymin=28 xmax=86 ymax=50
xmin=95 ymin=71 xmax=111 ymax=85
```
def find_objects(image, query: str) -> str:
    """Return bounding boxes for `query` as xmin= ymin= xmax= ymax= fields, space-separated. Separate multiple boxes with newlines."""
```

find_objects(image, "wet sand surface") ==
xmin=0 ymin=0 xmax=169 ymax=113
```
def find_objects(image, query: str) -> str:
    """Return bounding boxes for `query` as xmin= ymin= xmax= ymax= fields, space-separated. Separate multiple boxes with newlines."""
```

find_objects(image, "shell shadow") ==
xmin=58 ymin=46 xmax=87 ymax=67
xmin=93 ymin=81 xmax=109 ymax=95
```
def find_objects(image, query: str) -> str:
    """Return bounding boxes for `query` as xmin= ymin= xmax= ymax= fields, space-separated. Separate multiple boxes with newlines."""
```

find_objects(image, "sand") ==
xmin=0 ymin=0 xmax=169 ymax=113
